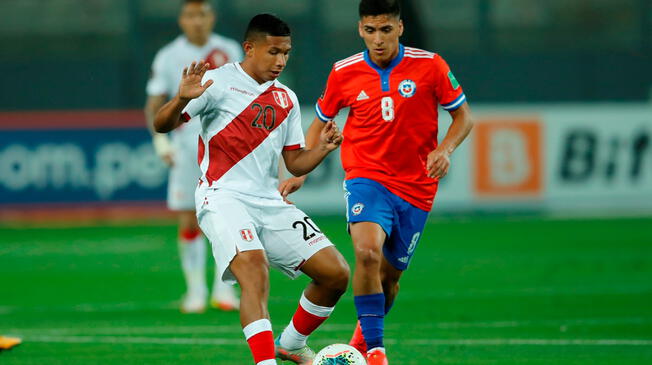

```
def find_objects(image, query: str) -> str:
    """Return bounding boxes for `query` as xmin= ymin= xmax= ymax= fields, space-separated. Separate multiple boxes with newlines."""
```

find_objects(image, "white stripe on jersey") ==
xmin=334 ymin=52 xmax=364 ymax=67
xmin=335 ymin=56 xmax=365 ymax=71
xmin=404 ymin=47 xmax=435 ymax=56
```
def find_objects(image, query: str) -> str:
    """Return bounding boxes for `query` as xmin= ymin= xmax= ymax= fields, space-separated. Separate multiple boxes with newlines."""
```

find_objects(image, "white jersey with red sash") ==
xmin=181 ymin=62 xmax=305 ymax=201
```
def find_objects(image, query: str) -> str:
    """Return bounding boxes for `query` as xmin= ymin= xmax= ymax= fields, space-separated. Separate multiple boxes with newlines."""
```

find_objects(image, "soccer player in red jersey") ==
xmin=280 ymin=1 xmax=474 ymax=363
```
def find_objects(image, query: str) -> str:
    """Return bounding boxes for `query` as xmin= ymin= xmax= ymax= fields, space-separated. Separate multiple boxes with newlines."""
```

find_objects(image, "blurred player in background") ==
xmin=144 ymin=0 xmax=243 ymax=313
xmin=154 ymin=14 xmax=351 ymax=365
xmin=282 ymin=0 xmax=474 ymax=363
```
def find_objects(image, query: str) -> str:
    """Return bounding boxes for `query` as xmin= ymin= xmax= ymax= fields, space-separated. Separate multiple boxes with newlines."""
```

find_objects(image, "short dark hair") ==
xmin=359 ymin=0 xmax=401 ymax=18
xmin=244 ymin=13 xmax=291 ymax=41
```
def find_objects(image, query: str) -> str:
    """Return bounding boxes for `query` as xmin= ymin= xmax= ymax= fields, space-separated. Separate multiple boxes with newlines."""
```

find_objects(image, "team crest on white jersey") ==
xmin=273 ymin=90 xmax=290 ymax=108
xmin=240 ymin=229 xmax=254 ymax=242
xmin=398 ymin=79 xmax=417 ymax=98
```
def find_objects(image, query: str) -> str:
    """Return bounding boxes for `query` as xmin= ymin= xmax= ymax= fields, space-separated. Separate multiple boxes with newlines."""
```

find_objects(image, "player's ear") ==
xmin=358 ymin=21 xmax=364 ymax=38
xmin=243 ymin=41 xmax=255 ymax=57
xmin=398 ymin=19 xmax=404 ymax=37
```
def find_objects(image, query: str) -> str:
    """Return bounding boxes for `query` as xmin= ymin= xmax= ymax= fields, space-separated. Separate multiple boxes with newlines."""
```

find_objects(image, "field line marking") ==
xmin=19 ymin=335 xmax=652 ymax=347
xmin=6 ymin=317 xmax=652 ymax=335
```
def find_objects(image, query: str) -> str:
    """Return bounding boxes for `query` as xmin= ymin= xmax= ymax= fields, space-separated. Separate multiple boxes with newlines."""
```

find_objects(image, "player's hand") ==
xmin=178 ymin=60 xmax=214 ymax=100
xmin=426 ymin=146 xmax=451 ymax=180
xmin=278 ymin=176 xmax=306 ymax=204
xmin=153 ymin=133 xmax=174 ymax=166
xmin=319 ymin=121 xmax=343 ymax=152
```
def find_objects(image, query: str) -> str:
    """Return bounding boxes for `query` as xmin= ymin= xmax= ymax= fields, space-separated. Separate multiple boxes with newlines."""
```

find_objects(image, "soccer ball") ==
xmin=313 ymin=343 xmax=366 ymax=365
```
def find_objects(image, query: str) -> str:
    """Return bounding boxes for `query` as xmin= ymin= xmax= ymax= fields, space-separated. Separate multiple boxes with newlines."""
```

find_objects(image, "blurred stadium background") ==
xmin=1 ymin=1 xmax=651 ymax=364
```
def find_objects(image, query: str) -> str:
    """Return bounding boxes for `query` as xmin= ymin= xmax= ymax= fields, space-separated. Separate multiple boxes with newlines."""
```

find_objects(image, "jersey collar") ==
xmin=363 ymin=44 xmax=405 ymax=92
xmin=234 ymin=62 xmax=275 ymax=89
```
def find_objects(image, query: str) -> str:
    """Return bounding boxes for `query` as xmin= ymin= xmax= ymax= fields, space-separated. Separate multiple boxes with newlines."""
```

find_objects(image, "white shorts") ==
xmin=167 ymin=125 xmax=201 ymax=211
xmin=196 ymin=188 xmax=333 ymax=284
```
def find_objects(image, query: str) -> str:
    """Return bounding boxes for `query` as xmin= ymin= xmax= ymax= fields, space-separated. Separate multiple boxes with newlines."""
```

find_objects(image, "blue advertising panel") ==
xmin=0 ymin=111 xmax=167 ymax=206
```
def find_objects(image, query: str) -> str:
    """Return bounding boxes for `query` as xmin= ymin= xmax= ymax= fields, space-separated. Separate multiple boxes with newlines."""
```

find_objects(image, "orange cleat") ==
xmin=366 ymin=348 xmax=388 ymax=365
xmin=0 ymin=336 xmax=22 ymax=351
xmin=348 ymin=321 xmax=367 ymax=357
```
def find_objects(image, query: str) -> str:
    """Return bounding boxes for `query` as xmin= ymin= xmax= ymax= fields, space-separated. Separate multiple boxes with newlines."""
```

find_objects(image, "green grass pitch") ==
xmin=1 ymin=216 xmax=651 ymax=364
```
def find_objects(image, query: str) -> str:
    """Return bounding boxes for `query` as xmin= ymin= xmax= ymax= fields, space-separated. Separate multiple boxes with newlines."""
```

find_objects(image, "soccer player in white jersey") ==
xmin=154 ymin=14 xmax=351 ymax=365
xmin=144 ymin=0 xmax=243 ymax=313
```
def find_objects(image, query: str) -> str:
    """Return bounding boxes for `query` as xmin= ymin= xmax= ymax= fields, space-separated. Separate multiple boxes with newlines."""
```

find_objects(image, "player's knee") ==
xmin=327 ymin=262 xmax=350 ymax=294
xmin=354 ymin=245 xmax=382 ymax=269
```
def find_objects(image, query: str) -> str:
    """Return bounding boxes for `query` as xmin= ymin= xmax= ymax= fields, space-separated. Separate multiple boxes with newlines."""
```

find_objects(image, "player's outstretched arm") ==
xmin=277 ymin=117 xmax=329 ymax=197
xmin=426 ymin=102 xmax=474 ymax=179
xmin=154 ymin=61 xmax=214 ymax=133
xmin=282 ymin=120 xmax=342 ymax=177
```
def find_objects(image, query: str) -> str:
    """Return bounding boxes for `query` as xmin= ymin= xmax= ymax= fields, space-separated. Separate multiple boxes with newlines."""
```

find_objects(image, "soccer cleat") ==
xmin=366 ymin=348 xmax=388 ymax=365
xmin=180 ymin=292 xmax=207 ymax=314
xmin=275 ymin=336 xmax=315 ymax=365
xmin=0 ymin=336 xmax=22 ymax=351
xmin=348 ymin=321 xmax=367 ymax=357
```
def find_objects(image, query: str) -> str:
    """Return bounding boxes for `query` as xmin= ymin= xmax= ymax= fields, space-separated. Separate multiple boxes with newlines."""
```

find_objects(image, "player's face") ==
xmin=244 ymin=36 xmax=291 ymax=83
xmin=358 ymin=15 xmax=404 ymax=68
xmin=179 ymin=3 xmax=215 ymax=45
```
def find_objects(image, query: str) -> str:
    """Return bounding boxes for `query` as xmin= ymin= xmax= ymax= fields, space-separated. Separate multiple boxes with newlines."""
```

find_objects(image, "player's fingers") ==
xmin=323 ymin=121 xmax=334 ymax=132
xmin=332 ymin=135 xmax=343 ymax=145
xmin=435 ymin=160 xmax=449 ymax=179
xmin=325 ymin=129 xmax=337 ymax=142
xmin=182 ymin=67 xmax=188 ymax=78
xmin=198 ymin=60 xmax=208 ymax=73
xmin=189 ymin=61 xmax=197 ymax=74
xmin=202 ymin=79 xmax=214 ymax=90
xmin=439 ymin=165 xmax=449 ymax=179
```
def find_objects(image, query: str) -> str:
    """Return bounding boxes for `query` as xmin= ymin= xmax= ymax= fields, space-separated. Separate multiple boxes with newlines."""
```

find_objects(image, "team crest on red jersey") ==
xmin=398 ymin=79 xmax=417 ymax=98
xmin=240 ymin=229 xmax=254 ymax=242
xmin=273 ymin=90 xmax=290 ymax=108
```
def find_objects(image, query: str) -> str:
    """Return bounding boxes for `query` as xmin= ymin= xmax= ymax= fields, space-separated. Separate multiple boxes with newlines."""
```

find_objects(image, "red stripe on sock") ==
xmin=246 ymin=330 xmax=275 ymax=364
xmin=180 ymin=228 xmax=201 ymax=241
xmin=292 ymin=304 xmax=328 ymax=336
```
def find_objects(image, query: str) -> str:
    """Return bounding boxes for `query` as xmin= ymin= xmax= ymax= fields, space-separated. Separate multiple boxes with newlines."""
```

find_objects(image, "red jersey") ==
xmin=316 ymin=44 xmax=466 ymax=211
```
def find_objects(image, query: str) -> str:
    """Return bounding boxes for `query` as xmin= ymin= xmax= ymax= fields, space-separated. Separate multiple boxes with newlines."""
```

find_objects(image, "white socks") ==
xmin=179 ymin=232 xmax=207 ymax=296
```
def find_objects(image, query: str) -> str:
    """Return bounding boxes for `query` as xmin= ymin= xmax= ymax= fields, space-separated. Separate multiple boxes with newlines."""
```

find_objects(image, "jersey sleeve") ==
xmin=315 ymin=66 xmax=346 ymax=123
xmin=146 ymin=50 xmax=169 ymax=96
xmin=181 ymin=72 xmax=218 ymax=122
xmin=433 ymin=55 xmax=467 ymax=112
xmin=283 ymin=94 xmax=305 ymax=151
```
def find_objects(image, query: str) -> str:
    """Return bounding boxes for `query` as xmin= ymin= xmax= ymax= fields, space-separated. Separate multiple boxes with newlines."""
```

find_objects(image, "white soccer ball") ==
xmin=313 ymin=343 xmax=366 ymax=365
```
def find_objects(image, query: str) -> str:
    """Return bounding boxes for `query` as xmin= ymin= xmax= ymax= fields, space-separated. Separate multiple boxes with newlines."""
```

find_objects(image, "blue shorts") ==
xmin=344 ymin=177 xmax=429 ymax=271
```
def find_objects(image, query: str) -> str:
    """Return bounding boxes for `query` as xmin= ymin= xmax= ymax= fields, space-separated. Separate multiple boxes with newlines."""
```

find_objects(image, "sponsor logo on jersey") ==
xmin=398 ymin=79 xmax=417 ymax=98
xmin=351 ymin=203 xmax=364 ymax=216
xmin=356 ymin=90 xmax=370 ymax=101
xmin=240 ymin=229 xmax=254 ymax=242
xmin=273 ymin=90 xmax=290 ymax=108
xmin=230 ymin=86 xmax=255 ymax=96
xmin=448 ymin=71 xmax=460 ymax=90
